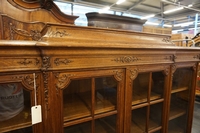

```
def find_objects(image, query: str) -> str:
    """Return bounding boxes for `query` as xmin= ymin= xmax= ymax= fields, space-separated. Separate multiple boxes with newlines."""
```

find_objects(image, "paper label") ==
xmin=31 ymin=105 xmax=42 ymax=125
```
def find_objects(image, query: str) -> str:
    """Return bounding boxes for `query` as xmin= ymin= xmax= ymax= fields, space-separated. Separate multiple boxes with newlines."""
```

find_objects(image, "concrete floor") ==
xmin=192 ymin=101 xmax=200 ymax=133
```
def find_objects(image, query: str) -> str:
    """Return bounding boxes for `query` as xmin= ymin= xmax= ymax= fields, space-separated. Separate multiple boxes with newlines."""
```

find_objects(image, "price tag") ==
xmin=31 ymin=73 xmax=42 ymax=125
xmin=31 ymin=105 xmax=42 ymax=125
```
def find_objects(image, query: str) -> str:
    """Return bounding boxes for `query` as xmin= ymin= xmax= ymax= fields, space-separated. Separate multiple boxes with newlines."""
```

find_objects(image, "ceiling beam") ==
xmin=126 ymin=0 xmax=147 ymax=12
xmin=140 ymin=3 xmax=160 ymax=9
xmin=162 ymin=0 xmax=200 ymax=12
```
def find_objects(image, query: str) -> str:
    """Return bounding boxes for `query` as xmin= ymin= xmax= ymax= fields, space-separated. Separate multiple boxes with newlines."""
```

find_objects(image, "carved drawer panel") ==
xmin=51 ymin=54 xmax=174 ymax=70
xmin=175 ymin=51 xmax=200 ymax=62
xmin=0 ymin=57 xmax=41 ymax=72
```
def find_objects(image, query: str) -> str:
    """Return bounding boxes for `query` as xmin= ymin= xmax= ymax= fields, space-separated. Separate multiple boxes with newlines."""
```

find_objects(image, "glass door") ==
xmin=130 ymin=70 xmax=167 ymax=133
xmin=0 ymin=82 xmax=33 ymax=133
xmin=168 ymin=67 xmax=193 ymax=133
xmin=62 ymin=70 xmax=124 ymax=133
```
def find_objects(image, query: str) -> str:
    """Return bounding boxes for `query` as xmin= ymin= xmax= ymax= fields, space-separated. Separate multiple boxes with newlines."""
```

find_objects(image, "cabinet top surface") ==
xmin=0 ymin=24 xmax=200 ymax=51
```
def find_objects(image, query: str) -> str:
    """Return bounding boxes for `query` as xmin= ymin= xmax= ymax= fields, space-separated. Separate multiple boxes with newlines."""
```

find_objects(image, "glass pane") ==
xmin=64 ymin=122 xmax=91 ymax=133
xmin=131 ymin=107 xmax=147 ymax=133
xmin=172 ymin=68 xmax=192 ymax=93
xmin=151 ymin=72 xmax=165 ymax=100
xmin=95 ymin=115 xmax=116 ymax=133
xmin=169 ymin=92 xmax=189 ymax=121
xmin=168 ymin=115 xmax=187 ymax=133
xmin=95 ymin=77 xmax=117 ymax=114
xmin=0 ymin=83 xmax=32 ymax=133
xmin=149 ymin=103 xmax=163 ymax=131
xmin=132 ymin=73 xmax=149 ymax=105
xmin=63 ymin=79 xmax=92 ymax=122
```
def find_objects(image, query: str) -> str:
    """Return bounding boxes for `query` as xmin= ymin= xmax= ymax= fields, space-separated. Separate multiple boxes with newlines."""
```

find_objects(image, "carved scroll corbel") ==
xmin=127 ymin=68 xmax=138 ymax=87
xmin=11 ymin=74 xmax=39 ymax=90
xmin=54 ymin=73 xmax=74 ymax=95
xmin=113 ymin=70 xmax=124 ymax=81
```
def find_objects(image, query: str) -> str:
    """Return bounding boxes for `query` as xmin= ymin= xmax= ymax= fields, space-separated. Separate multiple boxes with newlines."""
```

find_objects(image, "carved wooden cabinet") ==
xmin=0 ymin=23 xmax=200 ymax=133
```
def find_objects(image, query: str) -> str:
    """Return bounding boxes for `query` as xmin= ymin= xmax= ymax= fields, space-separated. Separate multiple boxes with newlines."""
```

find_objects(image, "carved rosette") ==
xmin=54 ymin=58 xmax=72 ymax=66
xmin=113 ymin=56 xmax=140 ymax=63
xmin=113 ymin=70 xmax=123 ymax=81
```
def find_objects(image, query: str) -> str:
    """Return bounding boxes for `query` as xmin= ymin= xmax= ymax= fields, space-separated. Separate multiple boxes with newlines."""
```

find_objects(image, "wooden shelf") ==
xmin=81 ymin=91 xmax=116 ymax=114
xmin=169 ymin=105 xmax=186 ymax=121
xmin=168 ymin=124 xmax=185 ymax=133
xmin=95 ymin=118 xmax=116 ymax=133
xmin=0 ymin=106 xmax=32 ymax=132
xmin=171 ymin=86 xmax=188 ymax=94
xmin=149 ymin=119 xmax=161 ymax=131
xmin=131 ymin=122 xmax=145 ymax=133
xmin=63 ymin=91 xmax=116 ymax=122
xmin=64 ymin=122 xmax=91 ymax=133
xmin=63 ymin=94 xmax=91 ymax=122
xmin=132 ymin=91 xmax=161 ymax=105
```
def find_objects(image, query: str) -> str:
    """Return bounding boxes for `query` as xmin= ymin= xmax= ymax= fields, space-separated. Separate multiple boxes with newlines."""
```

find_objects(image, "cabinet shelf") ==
xmin=95 ymin=118 xmax=116 ymax=133
xmin=171 ymin=86 xmax=188 ymax=94
xmin=63 ymin=92 xmax=116 ymax=122
xmin=132 ymin=91 xmax=161 ymax=105
xmin=168 ymin=122 xmax=185 ymax=133
xmin=169 ymin=105 xmax=186 ymax=121
xmin=0 ymin=106 xmax=31 ymax=132
xmin=131 ymin=107 xmax=161 ymax=132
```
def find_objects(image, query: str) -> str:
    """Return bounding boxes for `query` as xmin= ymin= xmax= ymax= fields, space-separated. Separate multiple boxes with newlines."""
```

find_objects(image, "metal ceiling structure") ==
xmin=54 ymin=0 xmax=200 ymax=32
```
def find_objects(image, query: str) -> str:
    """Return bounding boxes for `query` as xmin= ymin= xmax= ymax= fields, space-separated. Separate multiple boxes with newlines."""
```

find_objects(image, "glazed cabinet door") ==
xmin=125 ymin=65 xmax=170 ymax=133
xmin=0 ymin=73 xmax=43 ymax=133
xmin=54 ymin=69 xmax=125 ymax=133
xmin=167 ymin=63 xmax=197 ymax=133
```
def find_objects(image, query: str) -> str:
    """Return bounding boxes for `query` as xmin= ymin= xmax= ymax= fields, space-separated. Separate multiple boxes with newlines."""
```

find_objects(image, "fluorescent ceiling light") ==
xmin=99 ymin=6 xmax=110 ymax=13
xmin=163 ymin=7 xmax=184 ymax=14
xmin=145 ymin=22 xmax=159 ymax=26
xmin=116 ymin=0 xmax=126 ymax=5
xmin=140 ymin=14 xmax=155 ymax=20
xmin=163 ymin=24 xmax=172 ymax=27
xmin=188 ymin=4 xmax=193 ymax=7
xmin=145 ymin=22 xmax=172 ymax=27
xmin=174 ymin=22 xmax=194 ymax=27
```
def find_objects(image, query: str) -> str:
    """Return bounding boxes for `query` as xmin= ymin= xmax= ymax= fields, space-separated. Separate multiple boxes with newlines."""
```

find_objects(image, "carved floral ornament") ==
xmin=113 ymin=56 xmax=140 ymax=63
xmin=54 ymin=58 xmax=72 ymax=66
xmin=17 ymin=58 xmax=40 ymax=66
xmin=162 ymin=37 xmax=173 ymax=44
xmin=8 ymin=22 xmax=42 ymax=41
xmin=46 ymin=27 xmax=70 ymax=37
xmin=11 ymin=74 xmax=39 ymax=90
